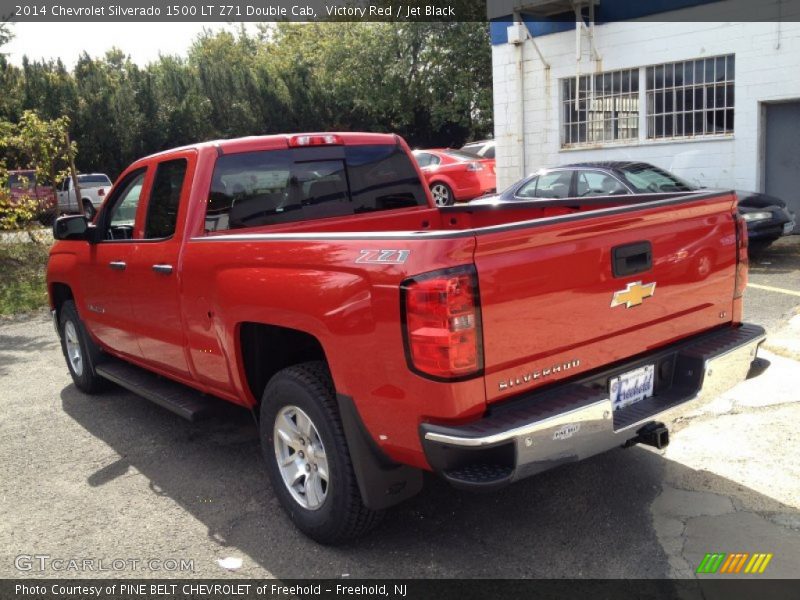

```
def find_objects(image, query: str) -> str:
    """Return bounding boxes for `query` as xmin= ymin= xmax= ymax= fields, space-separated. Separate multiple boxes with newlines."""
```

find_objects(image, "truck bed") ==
xmin=196 ymin=190 xmax=704 ymax=238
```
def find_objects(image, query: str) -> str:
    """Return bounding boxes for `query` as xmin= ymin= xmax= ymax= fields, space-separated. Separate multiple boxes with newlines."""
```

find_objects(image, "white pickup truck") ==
xmin=57 ymin=173 xmax=112 ymax=219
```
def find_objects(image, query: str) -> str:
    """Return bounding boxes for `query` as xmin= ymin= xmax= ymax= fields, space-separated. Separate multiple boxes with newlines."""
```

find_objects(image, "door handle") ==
xmin=108 ymin=261 xmax=127 ymax=271
xmin=612 ymin=241 xmax=652 ymax=277
xmin=152 ymin=264 xmax=174 ymax=275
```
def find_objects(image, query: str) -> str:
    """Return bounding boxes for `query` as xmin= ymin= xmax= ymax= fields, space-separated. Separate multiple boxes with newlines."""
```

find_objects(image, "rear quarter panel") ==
xmin=180 ymin=234 xmax=485 ymax=468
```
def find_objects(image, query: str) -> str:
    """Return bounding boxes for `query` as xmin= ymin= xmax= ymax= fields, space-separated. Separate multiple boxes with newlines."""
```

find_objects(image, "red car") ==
xmin=413 ymin=148 xmax=496 ymax=206
xmin=7 ymin=169 xmax=56 ymax=219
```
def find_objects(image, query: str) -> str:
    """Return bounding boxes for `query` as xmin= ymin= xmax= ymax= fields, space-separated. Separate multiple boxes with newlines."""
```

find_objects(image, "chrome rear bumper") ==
xmin=420 ymin=324 xmax=766 ymax=489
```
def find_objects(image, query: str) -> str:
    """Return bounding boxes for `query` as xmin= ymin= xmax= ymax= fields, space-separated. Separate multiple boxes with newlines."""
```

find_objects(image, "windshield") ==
xmin=618 ymin=164 xmax=696 ymax=193
xmin=78 ymin=174 xmax=112 ymax=187
xmin=8 ymin=171 xmax=36 ymax=188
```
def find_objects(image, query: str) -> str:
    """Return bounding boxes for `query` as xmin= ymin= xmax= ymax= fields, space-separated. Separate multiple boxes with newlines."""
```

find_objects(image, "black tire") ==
xmin=59 ymin=300 xmax=107 ymax=394
xmin=37 ymin=210 xmax=56 ymax=226
xmin=82 ymin=200 xmax=96 ymax=221
xmin=747 ymin=239 xmax=773 ymax=258
xmin=430 ymin=182 xmax=455 ymax=207
xmin=259 ymin=361 xmax=382 ymax=544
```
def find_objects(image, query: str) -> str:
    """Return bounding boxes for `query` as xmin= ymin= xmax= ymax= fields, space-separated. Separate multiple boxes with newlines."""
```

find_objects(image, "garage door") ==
xmin=765 ymin=101 xmax=800 ymax=233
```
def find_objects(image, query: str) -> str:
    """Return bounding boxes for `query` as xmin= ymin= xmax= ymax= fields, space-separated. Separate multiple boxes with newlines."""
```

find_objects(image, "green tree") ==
xmin=1 ymin=21 xmax=492 ymax=178
xmin=8 ymin=111 xmax=75 ymax=220
xmin=0 ymin=20 xmax=12 ymax=49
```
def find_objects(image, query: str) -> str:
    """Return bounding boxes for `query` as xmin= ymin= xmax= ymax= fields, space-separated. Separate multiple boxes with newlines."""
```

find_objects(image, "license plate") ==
xmin=610 ymin=364 xmax=655 ymax=411
xmin=784 ymin=221 xmax=795 ymax=235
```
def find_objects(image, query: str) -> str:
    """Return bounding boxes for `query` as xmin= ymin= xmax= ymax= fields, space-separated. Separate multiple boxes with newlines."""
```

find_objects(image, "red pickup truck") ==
xmin=48 ymin=133 xmax=767 ymax=544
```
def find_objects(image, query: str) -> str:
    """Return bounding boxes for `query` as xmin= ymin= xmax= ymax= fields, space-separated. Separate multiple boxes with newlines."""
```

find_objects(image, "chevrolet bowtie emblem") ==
xmin=611 ymin=281 xmax=656 ymax=308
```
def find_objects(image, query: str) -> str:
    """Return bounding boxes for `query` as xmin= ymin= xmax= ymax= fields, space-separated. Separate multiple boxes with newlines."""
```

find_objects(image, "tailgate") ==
xmin=474 ymin=192 xmax=739 ymax=404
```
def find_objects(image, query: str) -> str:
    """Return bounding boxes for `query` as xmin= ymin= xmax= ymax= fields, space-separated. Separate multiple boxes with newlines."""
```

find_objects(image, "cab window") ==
xmin=206 ymin=145 xmax=427 ymax=231
xmin=104 ymin=170 xmax=146 ymax=240
xmin=144 ymin=159 xmax=187 ymax=239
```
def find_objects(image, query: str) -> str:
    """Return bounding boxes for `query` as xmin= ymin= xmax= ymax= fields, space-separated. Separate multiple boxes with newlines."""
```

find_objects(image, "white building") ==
xmin=488 ymin=0 xmax=800 ymax=226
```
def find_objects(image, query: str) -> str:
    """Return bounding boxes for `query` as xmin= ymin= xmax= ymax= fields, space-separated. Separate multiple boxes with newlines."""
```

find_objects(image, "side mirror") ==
xmin=53 ymin=214 xmax=91 ymax=241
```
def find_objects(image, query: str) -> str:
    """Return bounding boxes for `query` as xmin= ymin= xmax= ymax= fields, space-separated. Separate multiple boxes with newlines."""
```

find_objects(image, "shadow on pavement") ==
xmin=749 ymin=236 xmax=800 ymax=275
xmin=0 ymin=334 xmax=58 ymax=377
xmin=60 ymin=383 xmax=798 ymax=579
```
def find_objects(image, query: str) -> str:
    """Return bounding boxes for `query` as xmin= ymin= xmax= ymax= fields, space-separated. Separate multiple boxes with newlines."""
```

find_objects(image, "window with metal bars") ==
xmin=646 ymin=55 xmax=734 ymax=139
xmin=561 ymin=68 xmax=640 ymax=147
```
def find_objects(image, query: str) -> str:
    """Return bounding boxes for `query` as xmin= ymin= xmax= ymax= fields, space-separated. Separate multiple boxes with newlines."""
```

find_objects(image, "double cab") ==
xmin=48 ymin=133 xmax=767 ymax=544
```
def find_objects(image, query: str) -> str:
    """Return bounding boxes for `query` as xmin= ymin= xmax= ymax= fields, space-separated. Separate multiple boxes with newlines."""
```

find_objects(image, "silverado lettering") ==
xmin=47 ymin=132 xmax=767 ymax=544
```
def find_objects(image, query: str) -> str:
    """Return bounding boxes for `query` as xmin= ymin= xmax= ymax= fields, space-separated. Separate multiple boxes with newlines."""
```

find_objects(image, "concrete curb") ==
xmin=0 ymin=228 xmax=53 ymax=244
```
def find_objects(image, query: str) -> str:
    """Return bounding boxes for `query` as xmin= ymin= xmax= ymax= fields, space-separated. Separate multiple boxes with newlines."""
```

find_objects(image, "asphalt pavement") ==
xmin=0 ymin=237 xmax=798 ymax=580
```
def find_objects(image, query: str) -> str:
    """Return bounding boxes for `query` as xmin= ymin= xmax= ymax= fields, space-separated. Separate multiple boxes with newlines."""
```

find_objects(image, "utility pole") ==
xmin=64 ymin=131 xmax=83 ymax=217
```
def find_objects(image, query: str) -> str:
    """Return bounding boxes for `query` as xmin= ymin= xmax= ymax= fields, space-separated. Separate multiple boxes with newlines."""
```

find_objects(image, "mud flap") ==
xmin=336 ymin=394 xmax=423 ymax=510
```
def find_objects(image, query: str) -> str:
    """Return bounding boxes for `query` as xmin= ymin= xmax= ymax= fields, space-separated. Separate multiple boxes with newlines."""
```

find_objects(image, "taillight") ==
xmin=98 ymin=188 xmax=105 ymax=197
xmin=466 ymin=162 xmax=484 ymax=171
xmin=733 ymin=212 xmax=748 ymax=299
xmin=401 ymin=265 xmax=483 ymax=381
xmin=288 ymin=134 xmax=343 ymax=147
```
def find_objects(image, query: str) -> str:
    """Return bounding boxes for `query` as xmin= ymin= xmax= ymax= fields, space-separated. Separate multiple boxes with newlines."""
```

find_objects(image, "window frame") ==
xmin=95 ymin=167 xmax=148 ymax=244
xmin=561 ymin=67 xmax=640 ymax=148
xmin=559 ymin=54 xmax=734 ymax=149
xmin=645 ymin=54 xmax=734 ymax=140
xmin=142 ymin=157 xmax=189 ymax=241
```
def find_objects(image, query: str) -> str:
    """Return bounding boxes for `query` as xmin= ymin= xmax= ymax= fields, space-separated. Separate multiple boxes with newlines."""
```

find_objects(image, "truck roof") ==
xmin=142 ymin=132 xmax=401 ymax=161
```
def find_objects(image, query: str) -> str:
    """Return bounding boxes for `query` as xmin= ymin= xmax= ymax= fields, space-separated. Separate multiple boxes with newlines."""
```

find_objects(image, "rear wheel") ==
xmin=59 ymin=300 xmax=107 ymax=394
xmin=82 ymin=200 xmax=96 ymax=221
xmin=430 ymin=182 xmax=454 ymax=207
xmin=260 ymin=361 xmax=382 ymax=544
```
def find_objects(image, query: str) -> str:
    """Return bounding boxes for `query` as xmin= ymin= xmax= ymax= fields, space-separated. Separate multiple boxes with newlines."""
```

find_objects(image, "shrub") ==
xmin=0 ymin=190 xmax=41 ymax=231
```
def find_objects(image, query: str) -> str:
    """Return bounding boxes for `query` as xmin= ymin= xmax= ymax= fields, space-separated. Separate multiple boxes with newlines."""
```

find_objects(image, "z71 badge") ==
xmin=355 ymin=249 xmax=411 ymax=264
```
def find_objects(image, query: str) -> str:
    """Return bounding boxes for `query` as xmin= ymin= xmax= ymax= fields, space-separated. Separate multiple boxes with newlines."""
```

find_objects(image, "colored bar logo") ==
xmin=696 ymin=552 xmax=773 ymax=574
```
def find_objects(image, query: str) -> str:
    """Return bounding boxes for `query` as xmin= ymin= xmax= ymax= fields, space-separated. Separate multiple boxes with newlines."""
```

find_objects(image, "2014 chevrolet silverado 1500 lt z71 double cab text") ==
xmin=47 ymin=133 xmax=767 ymax=544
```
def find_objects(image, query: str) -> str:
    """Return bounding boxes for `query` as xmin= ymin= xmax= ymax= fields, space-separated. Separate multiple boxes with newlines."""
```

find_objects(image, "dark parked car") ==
xmin=472 ymin=161 xmax=795 ymax=252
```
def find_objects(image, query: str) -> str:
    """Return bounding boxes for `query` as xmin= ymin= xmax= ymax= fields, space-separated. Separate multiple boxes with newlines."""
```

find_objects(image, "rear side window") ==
xmin=575 ymin=171 xmax=628 ymax=196
xmin=206 ymin=144 xmax=427 ymax=231
xmin=144 ymin=159 xmax=187 ymax=239
xmin=414 ymin=152 xmax=440 ymax=167
xmin=517 ymin=171 xmax=572 ymax=199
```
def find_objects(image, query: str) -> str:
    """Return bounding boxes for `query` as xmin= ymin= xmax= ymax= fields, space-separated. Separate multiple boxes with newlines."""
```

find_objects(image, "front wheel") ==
xmin=59 ymin=300 xmax=107 ymax=394
xmin=430 ymin=182 xmax=454 ymax=207
xmin=260 ymin=362 xmax=382 ymax=544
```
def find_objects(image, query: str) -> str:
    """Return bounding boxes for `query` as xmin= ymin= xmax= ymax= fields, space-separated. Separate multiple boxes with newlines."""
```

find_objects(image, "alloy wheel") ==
xmin=273 ymin=405 xmax=329 ymax=510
